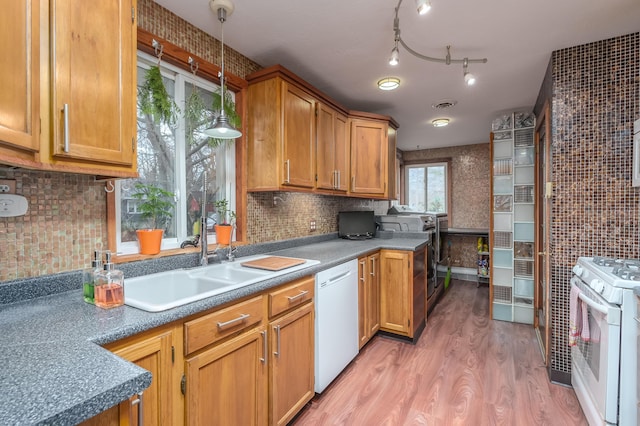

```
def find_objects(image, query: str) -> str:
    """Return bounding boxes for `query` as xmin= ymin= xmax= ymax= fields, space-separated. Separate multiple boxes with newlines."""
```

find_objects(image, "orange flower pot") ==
xmin=136 ymin=229 xmax=164 ymax=255
xmin=215 ymin=224 xmax=233 ymax=245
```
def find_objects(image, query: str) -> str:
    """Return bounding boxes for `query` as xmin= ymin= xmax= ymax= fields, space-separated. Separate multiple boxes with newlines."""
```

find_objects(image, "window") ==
xmin=115 ymin=51 xmax=236 ymax=255
xmin=405 ymin=162 xmax=448 ymax=213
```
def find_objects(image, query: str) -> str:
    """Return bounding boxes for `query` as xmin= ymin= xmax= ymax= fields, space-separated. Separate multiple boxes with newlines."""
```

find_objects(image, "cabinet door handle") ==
xmin=333 ymin=170 xmax=337 ymax=189
xmin=284 ymin=159 xmax=290 ymax=183
xmin=287 ymin=290 xmax=309 ymax=304
xmin=337 ymin=170 xmax=341 ymax=190
xmin=370 ymin=257 xmax=375 ymax=276
xmin=260 ymin=330 xmax=267 ymax=364
xmin=274 ymin=325 xmax=281 ymax=357
xmin=131 ymin=392 xmax=143 ymax=426
xmin=359 ymin=260 xmax=366 ymax=281
xmin=62 ymin=103 xmax=70 ymax=153
xmin=217 ymin=313 xmax=249 ymax=330
xmin=351 ymin=175 xmax=355 ymax=191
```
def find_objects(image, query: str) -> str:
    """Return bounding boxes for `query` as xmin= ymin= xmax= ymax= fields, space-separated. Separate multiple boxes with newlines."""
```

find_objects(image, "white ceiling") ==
xmin=154 ymin=0 xmax=640 ymax=151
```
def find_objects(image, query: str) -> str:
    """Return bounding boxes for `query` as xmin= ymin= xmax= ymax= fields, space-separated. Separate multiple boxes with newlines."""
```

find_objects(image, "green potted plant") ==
xmin=213 ymin=198 xmax=236 ymax=245
xmin=131 ymin=182 xmax=175 ymax=255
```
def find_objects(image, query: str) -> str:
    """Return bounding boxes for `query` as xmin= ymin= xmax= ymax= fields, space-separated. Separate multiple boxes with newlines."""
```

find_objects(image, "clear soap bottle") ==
xmin=94 ymin=251 xmax=125 ymax=309
xmin=82 ymin=250 xmax=102 ymax=304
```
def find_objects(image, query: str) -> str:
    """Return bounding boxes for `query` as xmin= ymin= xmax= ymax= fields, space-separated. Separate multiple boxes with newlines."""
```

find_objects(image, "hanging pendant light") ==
xmin=204 ymin=0 xmax=241 ymax=139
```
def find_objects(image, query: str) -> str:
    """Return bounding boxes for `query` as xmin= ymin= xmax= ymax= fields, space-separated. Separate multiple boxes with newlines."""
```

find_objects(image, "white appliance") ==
xmin=633 ymin=119 xmax=640 ymax=187
xmin=635 ymin=287 xmax=640 ymax=423
xmin=314 ymin=259 xmax=359 ymax=393
xmin=571 ymin=257 xmax=640 ymax=425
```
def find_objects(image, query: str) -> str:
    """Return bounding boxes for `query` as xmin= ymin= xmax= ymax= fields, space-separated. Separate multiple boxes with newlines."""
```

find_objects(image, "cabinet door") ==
xmin=334 ymin=112 xmax=349 ymax=192
xmin=357 ymin=256 xmax=368 ymax=348
xmin=368 ymin=252 xmax=381 ymax=337
xmin=270 ymin=303 xmax=314 ymax=426
xmin=0 ymin=0 xmax=39 ymax=152
xmin=380 ymin=250 xmax=411 ymax=335
xmin=113 ymin=329 xmax=175 ymax=426
xmin=350 ymin=119 xmax=387 ymax=196
xmin=282 ymin=82 xmax=315 ymax=189
xmin=186 ymin=327 xmax=268 ymax=426
xmin=50 ymin=0 xmax=136 ymax=166
xmin=316 ymin=103 xmax=336 ymax=191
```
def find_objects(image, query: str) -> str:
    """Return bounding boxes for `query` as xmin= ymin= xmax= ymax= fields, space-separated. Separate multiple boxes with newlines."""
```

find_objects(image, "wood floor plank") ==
xmin=291 ymin=280 xmax=587 ymax=426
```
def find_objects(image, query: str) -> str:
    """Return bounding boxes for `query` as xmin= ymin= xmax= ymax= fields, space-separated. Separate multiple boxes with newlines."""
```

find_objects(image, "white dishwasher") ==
xmin=315 ymin=259 xmax=359 ymax=393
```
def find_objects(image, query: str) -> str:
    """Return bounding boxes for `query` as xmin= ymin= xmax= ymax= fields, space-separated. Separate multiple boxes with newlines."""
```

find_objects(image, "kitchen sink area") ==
xmin=124 ymin=255 xmax=320 ymax=312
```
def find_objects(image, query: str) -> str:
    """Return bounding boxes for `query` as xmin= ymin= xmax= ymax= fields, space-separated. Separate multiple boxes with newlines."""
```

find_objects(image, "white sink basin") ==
xmin=124 ymin=255 xmax=319 ymax=312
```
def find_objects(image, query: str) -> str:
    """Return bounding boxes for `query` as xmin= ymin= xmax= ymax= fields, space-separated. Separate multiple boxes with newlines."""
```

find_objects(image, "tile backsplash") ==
xmin=0 ymin=170 xmax=106 ymax=281
xmin=543 ymin=32 xmax=639 ymax=381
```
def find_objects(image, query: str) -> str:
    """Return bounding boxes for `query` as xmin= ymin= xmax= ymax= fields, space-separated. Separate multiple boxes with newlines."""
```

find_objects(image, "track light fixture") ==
xmin=204 ymin=0 xmax=242 ymax=139
xmin=389 ymin=0 xmax=487 ymax=85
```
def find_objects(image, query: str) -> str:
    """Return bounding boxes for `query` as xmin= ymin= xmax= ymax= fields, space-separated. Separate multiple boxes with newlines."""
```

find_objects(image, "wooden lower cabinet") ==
xmin=358 ymin=252 xmax=380 ymax=348
xmin=379 ymin=248 xmax=427 ymax=340
xmin=185 ymin=326 xmax=268 ymax=426
xmin=269 ymin=302 xmax=314 ymax=426
xmin=82 ymin=275 xmax=316 ymax=426
xmin=81 ymin=325 xmax=180 ymax=426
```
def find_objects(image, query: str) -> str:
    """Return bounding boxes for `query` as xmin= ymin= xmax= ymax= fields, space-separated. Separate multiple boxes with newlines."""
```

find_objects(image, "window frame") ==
xmin=403 ymin=159 xmax=452 ymax=215
xmin=106 ymin=31 xmax=248 ymax=259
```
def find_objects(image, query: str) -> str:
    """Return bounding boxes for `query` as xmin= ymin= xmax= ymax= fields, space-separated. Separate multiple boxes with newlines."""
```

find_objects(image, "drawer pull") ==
xmin=287 ymin=290 xmax=309 ymax=304
xmin=217 ymin=313 xmax=250 ymax=330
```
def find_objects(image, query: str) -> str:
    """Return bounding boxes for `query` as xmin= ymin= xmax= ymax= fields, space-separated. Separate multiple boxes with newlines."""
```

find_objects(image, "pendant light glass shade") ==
xmin=205 ymin=0 xmax=241 ymax=140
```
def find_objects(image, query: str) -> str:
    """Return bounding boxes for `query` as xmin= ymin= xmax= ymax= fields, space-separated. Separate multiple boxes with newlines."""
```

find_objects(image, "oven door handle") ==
xmin=578 ymin=291 xmax=609 ymax=316
xmin=571 ymin=277 xmax=621 ymax=325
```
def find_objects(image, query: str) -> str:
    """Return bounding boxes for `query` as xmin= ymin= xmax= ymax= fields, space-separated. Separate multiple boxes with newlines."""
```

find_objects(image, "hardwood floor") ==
xmin=292 ymin=280 xmax=587 ymax=426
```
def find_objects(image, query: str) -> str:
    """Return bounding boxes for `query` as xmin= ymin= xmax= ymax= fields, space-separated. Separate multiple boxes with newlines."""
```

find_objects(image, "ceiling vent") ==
xmin=432 ymin=100 xmax=457 ymax=109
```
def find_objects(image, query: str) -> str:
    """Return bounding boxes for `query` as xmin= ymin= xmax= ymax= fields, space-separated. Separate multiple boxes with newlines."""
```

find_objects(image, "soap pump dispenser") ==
xmin=94 ymin=251 xmax=124 ymax=309
xmin=82 ymin=250 xmax=102 ymax=304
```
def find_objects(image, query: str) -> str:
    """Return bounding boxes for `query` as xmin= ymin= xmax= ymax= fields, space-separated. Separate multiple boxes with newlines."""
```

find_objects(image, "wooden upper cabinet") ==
xmin=0 ymin=0 xmax=40 ymax=154
xmin=350 ymin=118 xmax=388 ymax=197
xmin=282 ymin=82 xmax=316 ymax=189
xmin=316 ymin=102 xmax=349 ymax=193
xmin=247 ymin=65 xmax=397 ymax=198
xmin=246 ymin=75 xmax=315 ymax=191
xmin=49 ymin=0 xmax=136 ymax=170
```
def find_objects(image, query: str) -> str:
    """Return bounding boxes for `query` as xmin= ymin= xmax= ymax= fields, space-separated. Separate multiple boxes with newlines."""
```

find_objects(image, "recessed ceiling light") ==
xmin=377 ymin=77 xmax=400 ymax=91
xmin=432 ymin=118 xmax=450 ymax=127
xmin=432 ymin=99 xmax=457 ymax=109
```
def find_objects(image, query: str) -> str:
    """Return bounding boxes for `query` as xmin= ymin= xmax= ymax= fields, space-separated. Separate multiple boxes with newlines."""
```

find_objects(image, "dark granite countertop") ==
xmin=0 ymin=236 xmax=427 ymax=425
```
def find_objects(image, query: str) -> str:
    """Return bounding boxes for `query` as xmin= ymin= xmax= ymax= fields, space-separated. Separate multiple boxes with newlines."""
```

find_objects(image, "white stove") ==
xmin=571 ymin=256 xmax=640 ymax=425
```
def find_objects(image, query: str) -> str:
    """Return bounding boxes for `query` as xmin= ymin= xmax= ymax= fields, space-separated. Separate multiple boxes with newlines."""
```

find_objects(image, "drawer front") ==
xmin=269 ymin=276 xmax=315 ymax=318
xmin=184 ymin=295 xmax=264 ymax=355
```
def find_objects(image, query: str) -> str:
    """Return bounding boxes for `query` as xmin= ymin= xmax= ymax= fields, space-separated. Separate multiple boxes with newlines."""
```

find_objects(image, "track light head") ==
xmin=415 ymin=0 xmax=432 ymax=15
xmin=464 ymin=72 xmax=476 ymax=86
xmin=389 ymin=46 xmax=399 ymax=66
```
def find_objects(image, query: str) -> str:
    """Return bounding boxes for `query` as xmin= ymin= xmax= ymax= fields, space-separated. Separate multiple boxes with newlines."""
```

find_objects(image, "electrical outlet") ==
xmin=309 ymin=219 xmax=316 ymax=232
xmin=0 ymin=179 xmax=16 ymax=194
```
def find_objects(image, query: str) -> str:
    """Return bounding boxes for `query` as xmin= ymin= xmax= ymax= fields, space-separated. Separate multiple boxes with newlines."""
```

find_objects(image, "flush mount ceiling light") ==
xmin=432 ymin=118 xmax=450 ymax=127
xmin=389 ymin=0 xmax=487 ymax=86
xmin=377 ymin=77 xmax=401 ymax=91
xmin=204 ymin=0 xmax=242 ymax=139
